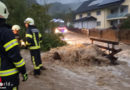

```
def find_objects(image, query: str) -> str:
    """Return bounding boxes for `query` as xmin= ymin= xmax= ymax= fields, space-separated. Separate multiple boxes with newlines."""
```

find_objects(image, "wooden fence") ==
xmin=69 ymin=28 xmax=130 ymax=44
xmin=118 ymin=30 xmax=130 ymax=44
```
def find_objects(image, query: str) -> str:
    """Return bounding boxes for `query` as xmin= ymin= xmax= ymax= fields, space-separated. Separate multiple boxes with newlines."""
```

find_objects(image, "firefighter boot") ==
xmin=40 ymin=66 xmax=46 ymax=71
xmin=34 ymin=69 xmax=41 ymax=76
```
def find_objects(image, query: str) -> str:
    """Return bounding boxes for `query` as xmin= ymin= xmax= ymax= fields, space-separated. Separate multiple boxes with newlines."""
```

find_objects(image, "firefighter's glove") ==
xmin=22 ymin=73 xmax=28 ymax=81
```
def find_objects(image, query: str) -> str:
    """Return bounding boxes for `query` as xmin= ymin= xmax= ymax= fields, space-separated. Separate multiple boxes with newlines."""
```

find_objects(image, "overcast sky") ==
xmin=37 ymin=0 xmax=87 ymax=4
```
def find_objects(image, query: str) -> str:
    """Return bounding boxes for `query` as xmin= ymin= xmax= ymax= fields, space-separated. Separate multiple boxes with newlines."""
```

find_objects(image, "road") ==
xmin=20 ymin=31 xmax=130 ymax=90
xmin=63 ymin=31 xmax=91 ymax=45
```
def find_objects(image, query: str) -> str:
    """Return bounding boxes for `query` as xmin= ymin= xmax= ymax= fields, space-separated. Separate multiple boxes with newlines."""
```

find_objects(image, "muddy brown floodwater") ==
xmin=19 ymin=31 xmax=130 ymax=90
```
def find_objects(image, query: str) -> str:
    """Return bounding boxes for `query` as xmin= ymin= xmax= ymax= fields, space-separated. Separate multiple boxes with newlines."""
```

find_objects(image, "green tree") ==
xmin=120 ymin=16 xmax=130 ymax=30
xmin=27 ymin=4 xmax=51 ymax=33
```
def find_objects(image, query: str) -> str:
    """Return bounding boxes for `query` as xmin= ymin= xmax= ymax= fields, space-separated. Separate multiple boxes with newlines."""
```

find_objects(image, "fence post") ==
xmin=117 ymin=30 xmax=120 ymax=42
xmin=100 ymin=30 xmax=103 ymax=39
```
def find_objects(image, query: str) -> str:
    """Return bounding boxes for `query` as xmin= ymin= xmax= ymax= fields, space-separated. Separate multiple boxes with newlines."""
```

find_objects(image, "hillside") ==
xmin=27 ymin=0 xmax=37 ymax=6
xmin=48 ymin=2 xmax=82 ymax=16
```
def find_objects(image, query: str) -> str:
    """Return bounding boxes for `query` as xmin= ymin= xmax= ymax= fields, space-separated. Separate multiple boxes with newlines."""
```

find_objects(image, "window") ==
xmin=120 ymin=6 xmax=128 ymax=13
xmin=111 ymin=8 xmax=118 ymax=14
xmin=121 ymin=8 xmax=124 ymax=13
xmin=97 ymin=21 xmax=101 ymax=26
xmin=97 ymin=10 xmax=101 ymax=15
xmin=79 ymin=14 xmax=82 ymax=18
xmin=87 ymin=12 xmax=91 ymax=16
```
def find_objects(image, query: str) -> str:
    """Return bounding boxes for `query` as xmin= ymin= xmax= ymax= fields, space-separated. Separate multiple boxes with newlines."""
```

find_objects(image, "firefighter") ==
xmin=12 ymin=25 xmax=21 ymax=41
xmin=12 ymin=25 xmax=26 ymax=47
xmin=0 ymin=1 xmax=28 ymax=90
xmin=24 ymin=17 xmax=46 ymax=76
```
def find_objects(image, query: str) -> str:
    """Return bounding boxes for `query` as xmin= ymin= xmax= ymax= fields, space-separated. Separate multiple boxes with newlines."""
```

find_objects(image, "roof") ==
xmin=75 ymin=0 xmax=125 ymax=14
xmin=73 ymin=16 xmax=97 ymax=22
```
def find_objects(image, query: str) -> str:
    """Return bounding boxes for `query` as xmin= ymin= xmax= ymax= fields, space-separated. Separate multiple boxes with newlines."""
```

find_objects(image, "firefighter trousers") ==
xmin=0 ymin=74 xmax=19 ymax=90
xmin=30 ymin=49 xmax=42 ymax=70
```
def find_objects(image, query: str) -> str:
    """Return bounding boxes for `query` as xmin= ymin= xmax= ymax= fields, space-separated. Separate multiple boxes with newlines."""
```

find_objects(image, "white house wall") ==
xmin=88 ymin=21 xmax=97 ymax=29
xmin=74 ymin=22 xmax=78 ymax=28
xmin=74 ymin=20 xmax=96 ymax=29
xmin=74 ymin=22 xmax=82 ymax=29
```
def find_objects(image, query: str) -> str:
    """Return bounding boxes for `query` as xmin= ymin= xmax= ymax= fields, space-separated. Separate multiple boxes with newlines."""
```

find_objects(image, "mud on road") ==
xmin=19 ymin=31 xmax=130 ymax=90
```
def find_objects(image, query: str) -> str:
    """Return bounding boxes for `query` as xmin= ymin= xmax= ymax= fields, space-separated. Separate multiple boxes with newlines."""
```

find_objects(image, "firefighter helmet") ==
xmin=12 ymin=25 xmax=21 ymax=31
xmin=24 ymin=17 xmax=34 ymax=25
xmin=0 ymin=1 xmax=9 ymax=19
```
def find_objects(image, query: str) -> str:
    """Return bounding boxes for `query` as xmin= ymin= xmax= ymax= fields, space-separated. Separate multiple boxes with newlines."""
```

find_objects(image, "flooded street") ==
xmin=20 ymin=31 xmax=130 ymax=90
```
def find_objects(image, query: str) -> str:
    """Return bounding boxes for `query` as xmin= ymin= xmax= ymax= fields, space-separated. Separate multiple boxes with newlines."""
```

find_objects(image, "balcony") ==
xmin=107 ymin=12 xmax=128 ymax=20
xmin=107 ymin=5 xmax=129 ymax=20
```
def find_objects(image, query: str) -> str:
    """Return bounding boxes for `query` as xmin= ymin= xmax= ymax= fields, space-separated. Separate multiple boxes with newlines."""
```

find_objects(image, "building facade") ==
xmin=74 ymin=0 xmax=130 ymax=29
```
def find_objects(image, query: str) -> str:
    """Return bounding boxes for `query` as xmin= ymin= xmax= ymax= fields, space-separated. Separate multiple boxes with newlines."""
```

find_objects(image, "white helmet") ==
xmin=24 ymin=17 xmax=34 ymax=25
xmin=12 ymin=25 xmax=21 ymax=31
xmin=0 ymin=1 xmax=9 ymax=19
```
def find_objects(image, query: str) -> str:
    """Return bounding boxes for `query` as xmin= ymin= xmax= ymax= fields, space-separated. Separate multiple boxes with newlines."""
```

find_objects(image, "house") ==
xmin=73 ymin=0 xmax=130 ymax=29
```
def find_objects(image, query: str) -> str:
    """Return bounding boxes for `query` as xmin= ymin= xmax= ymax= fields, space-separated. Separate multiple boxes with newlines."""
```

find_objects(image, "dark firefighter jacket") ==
xmin=25 ymin=25 xmax=42 ymax=50
xmin=0 ymin=19 xmax=26 ymax=78
xmin=14 ymin=34 xmax=21 ymax=42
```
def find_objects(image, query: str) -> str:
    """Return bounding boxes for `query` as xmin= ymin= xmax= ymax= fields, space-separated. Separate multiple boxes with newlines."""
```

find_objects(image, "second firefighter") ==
xmin=24 ymin=17 xmax=46 ymax=76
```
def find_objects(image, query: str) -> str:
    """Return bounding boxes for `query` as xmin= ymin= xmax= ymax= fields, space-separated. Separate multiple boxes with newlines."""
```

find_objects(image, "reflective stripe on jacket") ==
xmin=25 ymin=25 xmax=42 ymax=50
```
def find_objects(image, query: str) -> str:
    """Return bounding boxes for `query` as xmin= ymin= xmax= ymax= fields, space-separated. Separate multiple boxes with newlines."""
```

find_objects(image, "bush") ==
xmin=41 ymin=33 xmax=67 ymax=51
